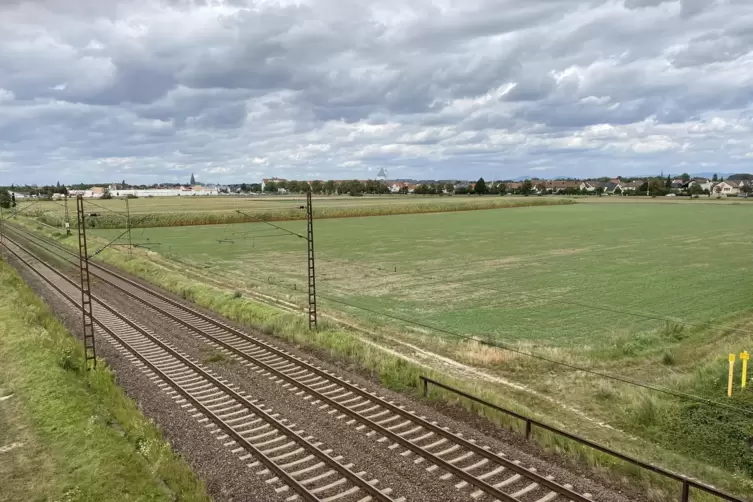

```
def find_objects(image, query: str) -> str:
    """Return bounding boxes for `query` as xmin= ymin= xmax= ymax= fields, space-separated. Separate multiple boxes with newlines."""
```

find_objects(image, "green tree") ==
xmin=347 ymin=180 xmax=364 ymax=195
xmin=190 ymin=173 xmax=196 ymax=185
xmin=520 ymin=180 xmax=533 ymax=196
xmin=665 ymin=175 xmax=672 ymax=190
xmin=287 ymin=180 xmax=301 ymax=193
xmin=475 ymin=178 xmax=487 ymax=195
xmin=688 ymin=184 xmax=704 ymax=196
xmin=497 ymin=183 xmax=507 ymax=195
xmin=276 ymin=180 xmax=288 ymax=191
xmin=249 ymin=183 xmax=261 ymax=192
xmin=311 ymin=180 xmax=323 ymax=194
xmin=0 ymin=188 xmax=10 ymax=209
xmin=741 ymin=184 xmax=752 ymax=196
xmin=240 ymin=183 xmax=248 ymax=192
xmin=712 ymin=173 xmax=718 ymax=181
xmin=323 ymin=180 xmax=337 ymax=195
xmin=596 ymin=186 xmax=605 ymax=196
xmin=614 ymin=186 xmax=622 ymax=195
xmin=264 ymin=181 xmax=278 ymax=193
xmin=680 ymin=173 xmax=690 ymax=182
xmin=444 ymin=183 xmax=455 ymax=194
xmin=638 ymin=181 xmax=649 ymax=192
xmin=649 ymin=178 xmax=666 ymax=196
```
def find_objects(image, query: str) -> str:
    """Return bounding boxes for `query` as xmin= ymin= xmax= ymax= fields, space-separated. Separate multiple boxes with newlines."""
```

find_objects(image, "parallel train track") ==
xmin=2 ymin=234 xmax=400 ymax=502
xmin=6 ymin=224 xmax=597 ymax=502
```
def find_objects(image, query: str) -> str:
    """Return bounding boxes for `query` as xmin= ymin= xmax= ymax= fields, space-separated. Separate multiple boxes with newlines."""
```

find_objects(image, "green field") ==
xmin=93 ymin=202 xmax=753 ymax=348
xmin=30 ymin=199 xmax=753 ymax=495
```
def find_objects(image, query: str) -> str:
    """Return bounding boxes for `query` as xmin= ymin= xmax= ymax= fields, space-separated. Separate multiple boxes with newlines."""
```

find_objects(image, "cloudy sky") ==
xmin=1 ymin=0 xmax=752 ymax=185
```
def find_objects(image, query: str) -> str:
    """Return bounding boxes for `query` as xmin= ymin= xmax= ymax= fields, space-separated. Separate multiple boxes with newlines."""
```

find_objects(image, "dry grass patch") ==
xmin=455 ymin=337 xmax=521 ymax=366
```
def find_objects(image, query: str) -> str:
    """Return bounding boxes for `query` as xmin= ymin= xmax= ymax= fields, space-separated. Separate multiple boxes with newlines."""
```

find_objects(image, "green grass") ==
xmin=13 ymin=201 xmax=753 ymax=500
xmin=93 ymin=202 xmax=753 ymax=347
xmin=0 ymin=256 xmax=209 ymax=502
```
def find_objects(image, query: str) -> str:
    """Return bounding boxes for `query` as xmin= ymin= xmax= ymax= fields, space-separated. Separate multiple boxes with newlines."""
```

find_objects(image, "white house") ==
xmin=687 ymin=178 xmax=713 ymax=192
xmin=711 ymin=180 xmax=750 ymax=195
xmin=579 ymin=181 xmax=602 ymax=193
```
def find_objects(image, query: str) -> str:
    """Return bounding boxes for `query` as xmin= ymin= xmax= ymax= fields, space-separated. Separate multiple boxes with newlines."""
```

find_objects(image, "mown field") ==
xmin=93 ymin=202 xmax=753 ymax=348
xmin=17 ymin=198 xmax=753 ymax=497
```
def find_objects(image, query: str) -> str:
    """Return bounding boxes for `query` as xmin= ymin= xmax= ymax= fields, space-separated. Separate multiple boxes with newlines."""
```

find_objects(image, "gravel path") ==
xmin=5 ymin=240 xmax=643 ymax=502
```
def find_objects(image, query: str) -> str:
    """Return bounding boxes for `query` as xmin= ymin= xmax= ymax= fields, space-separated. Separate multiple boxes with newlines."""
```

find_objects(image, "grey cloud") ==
xmin=623 ymin=0 xmax=717 ymax=17
xmin=1 ymin=0 xmax=753 ymax=184
xmin=670 ymin=32 xmax=750 ymax=67
xmin=623 ymin=0 xmax=672 ymax=8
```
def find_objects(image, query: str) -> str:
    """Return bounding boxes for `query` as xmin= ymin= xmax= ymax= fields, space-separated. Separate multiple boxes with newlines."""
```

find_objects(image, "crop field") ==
xmin=20 ymin=194 xmax=573 ymax=228
xmin=22 ymin=199 xmax=753 ymax=491
xmin=91 ymin=201 xmax=753 ymax=348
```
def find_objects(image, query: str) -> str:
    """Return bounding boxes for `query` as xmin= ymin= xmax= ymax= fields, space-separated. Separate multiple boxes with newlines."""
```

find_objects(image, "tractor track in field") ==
xmin=3 ymin=225 xmax=640 ymax=502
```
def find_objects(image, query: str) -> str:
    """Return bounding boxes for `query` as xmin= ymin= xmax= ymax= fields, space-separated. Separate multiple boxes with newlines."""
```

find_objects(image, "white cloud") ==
xmin=1 ymin=0 xmax=753 ymax=184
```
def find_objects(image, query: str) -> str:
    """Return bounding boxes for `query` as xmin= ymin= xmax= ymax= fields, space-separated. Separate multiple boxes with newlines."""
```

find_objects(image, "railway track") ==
xmin=2 ymin=235 xmax=401 ymax=502
xmin=7 ymin=223 xmax=599 ymax=502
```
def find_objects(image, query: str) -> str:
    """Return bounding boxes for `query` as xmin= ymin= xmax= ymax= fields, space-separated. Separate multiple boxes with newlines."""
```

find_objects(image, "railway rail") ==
xmin=2 ymin=234 xmax=400 ymax=502
xmin=6 ymin=223 xmax=600 ymax=502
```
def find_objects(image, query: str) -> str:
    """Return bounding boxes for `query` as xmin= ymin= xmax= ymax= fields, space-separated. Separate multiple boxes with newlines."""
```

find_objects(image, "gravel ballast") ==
xmin=5 ymin=236 xmax=644 ymax=502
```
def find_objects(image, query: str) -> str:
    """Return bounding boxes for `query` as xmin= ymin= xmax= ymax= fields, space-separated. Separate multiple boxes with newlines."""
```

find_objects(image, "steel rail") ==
xmin=2 ymin=235 xmax=396 ymax=502
xmin=7 ymin=223 xmax=593 ymax=502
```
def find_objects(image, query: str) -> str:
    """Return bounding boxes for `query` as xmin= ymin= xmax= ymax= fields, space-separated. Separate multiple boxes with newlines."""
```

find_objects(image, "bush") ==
xmin=124 ymin=194 xmax=138 ymax=199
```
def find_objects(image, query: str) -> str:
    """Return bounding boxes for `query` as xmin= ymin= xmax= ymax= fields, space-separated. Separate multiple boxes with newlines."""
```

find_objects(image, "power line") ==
xmin=71 ymin=213 xmax=750 ymax=339
xmin=101 ymin=249 xmax=749 ymax=418
xmin=316 ymin=254 xmax=753 ymax=337
xmin=8 ymin=221 xmax=753 ymax=417
xmin=310 ymin=292 xmax=753 ymax=418
xmin=85 ymin=199 xmax=129 ymax=217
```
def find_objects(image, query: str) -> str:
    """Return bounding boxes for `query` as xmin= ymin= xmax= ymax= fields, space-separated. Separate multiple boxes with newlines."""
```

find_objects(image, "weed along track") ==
xmin=3 ymin=236 xmax=400 ymax=502
xmin=3 ymin=224 xmax=627 ymax=502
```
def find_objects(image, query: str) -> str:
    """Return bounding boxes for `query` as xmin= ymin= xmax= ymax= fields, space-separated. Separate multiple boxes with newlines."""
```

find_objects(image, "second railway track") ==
xmin=6 ymin=224 xmax=600 ymax=502
xmin=2 ymin=234 xmax=401 ymax=502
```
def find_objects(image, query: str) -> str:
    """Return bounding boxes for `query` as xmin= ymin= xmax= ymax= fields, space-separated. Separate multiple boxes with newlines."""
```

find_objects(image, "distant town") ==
xmin=3 ymin=172 xmax=753 ymax=200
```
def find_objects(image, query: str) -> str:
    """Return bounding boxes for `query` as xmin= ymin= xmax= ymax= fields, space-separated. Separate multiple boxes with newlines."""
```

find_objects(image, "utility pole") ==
xmin=306 ymin=191 xmax=318 ymax=330
xmin=125 ymin=197 xmax=132 ymax=257
xmin=0 ymin=204 xmax=5 ymax=247
xmin=76 ymin=196 xmax=97 ymax=370
xmin=63 ymin=195 xmax=71 ymax=236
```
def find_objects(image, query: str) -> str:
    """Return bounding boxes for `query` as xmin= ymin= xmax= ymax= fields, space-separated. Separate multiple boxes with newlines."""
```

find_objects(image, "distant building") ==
xmin=262 ymin=178 xmax=287 ymax=191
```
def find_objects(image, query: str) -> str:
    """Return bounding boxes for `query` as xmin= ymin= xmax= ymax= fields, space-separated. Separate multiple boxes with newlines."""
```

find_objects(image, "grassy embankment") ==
xmin=0 ymin=254 xmax=209 ymax=502
xmin=28 ymin=195 xmax=573 ymax=228
xmin=91 ymin=202 xmax=753 ymax=498
xmin=13 ymin=199 xmax=753 ymax=500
